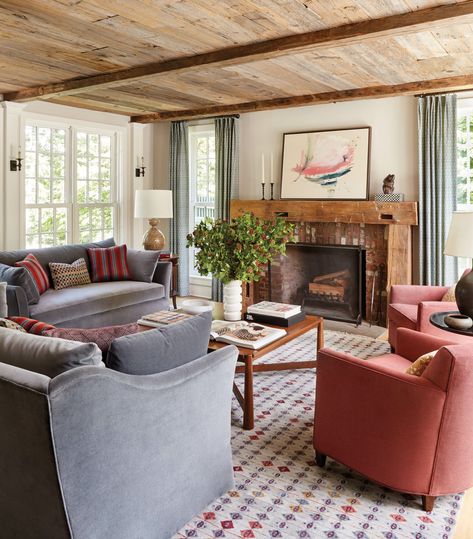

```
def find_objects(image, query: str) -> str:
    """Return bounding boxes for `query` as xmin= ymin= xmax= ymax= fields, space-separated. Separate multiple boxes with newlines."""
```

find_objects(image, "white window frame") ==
xmin=20 ymin=114 xmax=126 ymax=248
xmin=188 ymin=123 xmax=216 ymax=298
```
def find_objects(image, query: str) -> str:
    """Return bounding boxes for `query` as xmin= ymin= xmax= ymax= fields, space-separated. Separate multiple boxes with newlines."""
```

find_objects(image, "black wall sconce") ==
xmin=135 ymin=156 xmax=146 ymax=178
xmin=10 ymin=147 xmax=22 ymax=172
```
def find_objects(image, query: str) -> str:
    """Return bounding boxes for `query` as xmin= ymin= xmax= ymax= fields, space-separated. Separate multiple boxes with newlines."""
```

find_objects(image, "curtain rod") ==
xmin=416 ymin=88 xmax=473 ymax=98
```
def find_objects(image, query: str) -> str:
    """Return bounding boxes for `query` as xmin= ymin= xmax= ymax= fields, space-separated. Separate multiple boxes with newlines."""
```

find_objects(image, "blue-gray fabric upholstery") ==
xmin=1 ymin=240 xmax=171 ymax=326
xmin=6 ymin=285 xmax=29 ymax=316
xmin=0 ymin=328 xmax=102 ymax=377
xmin=0 ymin=345 xmax=238 ymax=539
xmin=127 ymin=249 xmax=160 ymax=283
xmin=30 ymin=281 xmax=165 ymax=326
xmin=107 ymin=311 xmax=212 ymax=374
xmin=0 ymin=263 xmax=40 ymax=304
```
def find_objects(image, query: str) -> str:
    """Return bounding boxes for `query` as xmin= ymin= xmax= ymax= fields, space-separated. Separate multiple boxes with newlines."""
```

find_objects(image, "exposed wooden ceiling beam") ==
xmin=4 ymin=1 xmax=473 ymax=103
xmin=130 ymin=74 xmax=473 ymax=123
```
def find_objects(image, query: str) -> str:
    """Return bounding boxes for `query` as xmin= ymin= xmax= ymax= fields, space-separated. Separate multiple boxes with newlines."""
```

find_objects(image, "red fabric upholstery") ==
xmin=87 ymin=244 xmax=130 ymax=283
xmin=388 ymin=275 xmax=472 ymax=349
xmin=14 ymin=253 xmax=50 ymax=294
xmin=313 ymin=328 xmax=473 ymax=500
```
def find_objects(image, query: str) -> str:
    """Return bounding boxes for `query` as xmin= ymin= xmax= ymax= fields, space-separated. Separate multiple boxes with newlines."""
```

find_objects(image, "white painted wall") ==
xmin=239 ymin=96 xmax=418 ymax=201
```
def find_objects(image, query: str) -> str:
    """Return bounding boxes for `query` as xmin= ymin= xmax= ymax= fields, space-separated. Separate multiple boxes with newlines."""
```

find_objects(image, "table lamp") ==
xmin=444 ymin=211 xmax=473 ymax=318
xmin=134 ymin=189 xmax=173 ymax=250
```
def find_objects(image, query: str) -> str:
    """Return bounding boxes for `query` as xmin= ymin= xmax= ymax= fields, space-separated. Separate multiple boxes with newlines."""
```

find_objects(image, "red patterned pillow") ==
xmin=7 ymin=316 xmax=55 ymax=335
xmin=15 ymin=254 xmax=50 ymax=294
xmin=87 ymin=245 xmax=130 ymax=283
xmin=42 ymin=323 xmax=139 ymax=352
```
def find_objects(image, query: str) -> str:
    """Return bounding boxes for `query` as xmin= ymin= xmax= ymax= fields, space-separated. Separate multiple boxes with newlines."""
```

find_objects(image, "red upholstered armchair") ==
xmin=313 ymin=328 xmax=473 ymax=511
xmin=388 ymin=274 xmax=472 ymax=351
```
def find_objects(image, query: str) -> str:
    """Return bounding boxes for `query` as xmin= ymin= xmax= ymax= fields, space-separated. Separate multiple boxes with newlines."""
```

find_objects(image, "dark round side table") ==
xmin=430 ymin=311 xmax=473 ymax=337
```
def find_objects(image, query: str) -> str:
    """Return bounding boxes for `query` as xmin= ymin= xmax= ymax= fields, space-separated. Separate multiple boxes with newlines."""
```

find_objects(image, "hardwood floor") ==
xmin=454 ymin=488 xmax=473 ymax=538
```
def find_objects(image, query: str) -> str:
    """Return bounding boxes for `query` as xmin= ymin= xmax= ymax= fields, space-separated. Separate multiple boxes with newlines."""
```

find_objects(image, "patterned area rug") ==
xmin=175 ymin=330 xmax=462 ymax=539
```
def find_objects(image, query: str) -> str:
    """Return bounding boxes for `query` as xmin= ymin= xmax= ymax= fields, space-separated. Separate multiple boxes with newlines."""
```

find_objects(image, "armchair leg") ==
xmin=315 ymin=451 xmax=326 ymax=467
xmin=422 ymin=495 xmax=436 ymax=512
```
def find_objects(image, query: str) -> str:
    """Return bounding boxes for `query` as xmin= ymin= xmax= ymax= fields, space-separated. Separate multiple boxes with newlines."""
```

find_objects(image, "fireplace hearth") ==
xmin=269 ymin=243 xmax=366 ymax=325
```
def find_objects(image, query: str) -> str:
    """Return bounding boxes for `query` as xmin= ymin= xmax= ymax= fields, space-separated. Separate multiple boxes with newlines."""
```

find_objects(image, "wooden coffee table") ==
xmin=208 ymin=315 xmax=324 ymax=430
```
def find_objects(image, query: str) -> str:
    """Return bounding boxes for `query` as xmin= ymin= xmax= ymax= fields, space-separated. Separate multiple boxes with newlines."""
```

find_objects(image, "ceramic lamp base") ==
xmin=455 ymin=268 xmax=473 ymax=319
xmin=143 ymin=218 xmax=165 ymax=251
xmin=223 ymin=280 xmax=242 ymax=321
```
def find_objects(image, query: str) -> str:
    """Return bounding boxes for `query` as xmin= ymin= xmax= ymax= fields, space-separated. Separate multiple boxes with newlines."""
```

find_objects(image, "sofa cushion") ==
xmin=0 ymin=327 xmax=102 ymax=377
xmin=49 ymin=258 xmax=91 ymax=290
xmin=0 ymin=238 xmax=115 ymax=276
xmin=106 ymin=311 xmax=212 ymax=375
xmin=29 ymin=281 xmax=165 ymax=325
xmin=127 ymin=249 xmax=160 ymax=283
xmin=15 ymin=253 xmax=50 ymax=294
xmin=87 ymin=244 xmax=130 ymax=282
xmin=0 ymin=263 xmax=40 ymax=305
xmin=387 ymin=303 xmax=418 ymax=330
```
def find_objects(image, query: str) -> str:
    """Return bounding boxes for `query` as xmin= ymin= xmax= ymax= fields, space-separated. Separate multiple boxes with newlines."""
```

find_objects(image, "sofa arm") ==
xmin=6 ymin=285 xmax=29 ymax=317
xmin=417 ymin=301 xmax=458 ymax=333
xmin=153 ymin=260 xmax=172 ymax=298
xmin=49 ymin=346 xmax=238 ymax=539
xmin=395 ymin=327 xmax=457 ymax=361
xmin=390 ymin=284 xmax=449 ymax=304
xmin=314 ymin=348 xmax=446 ymax=493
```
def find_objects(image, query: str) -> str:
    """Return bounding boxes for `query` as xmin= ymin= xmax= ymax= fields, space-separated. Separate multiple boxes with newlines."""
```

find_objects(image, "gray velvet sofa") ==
xmin=0 ymin=323 xmax=238 ymax=539
xmin=1 ymin=238 xmax=172 ymax=327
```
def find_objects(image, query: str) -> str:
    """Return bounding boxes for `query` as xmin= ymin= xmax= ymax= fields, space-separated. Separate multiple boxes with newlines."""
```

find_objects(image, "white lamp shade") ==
xmin=134 ymin=190 xmax=173 ymax=219
xmin=444 ymin=211 xmax=473 ymax=258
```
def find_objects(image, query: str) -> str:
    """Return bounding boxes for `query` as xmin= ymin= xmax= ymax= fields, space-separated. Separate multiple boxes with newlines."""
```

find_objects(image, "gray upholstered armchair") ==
xmin=0 ymin=345 xmax=238 ymax=539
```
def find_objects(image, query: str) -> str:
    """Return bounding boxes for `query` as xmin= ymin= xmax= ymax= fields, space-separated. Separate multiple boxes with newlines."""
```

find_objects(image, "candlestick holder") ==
xmin=270 ymin=183 xmax=274 ymax=200
xmin=261 ymin=182 xmax=265 ymax=200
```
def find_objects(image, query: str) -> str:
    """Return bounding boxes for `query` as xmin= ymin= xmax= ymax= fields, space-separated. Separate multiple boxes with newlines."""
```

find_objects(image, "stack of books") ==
xmin=138 ymin=310 xmax=193 ymax=328
xmin=210 ymin=320 xmax=286 ymax=350
xmin=244 ymin=301 xmax=305 ymax=327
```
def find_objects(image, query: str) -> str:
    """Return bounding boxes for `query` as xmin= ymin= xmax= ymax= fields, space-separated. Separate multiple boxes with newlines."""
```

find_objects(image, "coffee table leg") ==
xmin=243 ymin=354 xmax=254 ymax=430
xmin=317 ymin=319 xmax=324 ymax=350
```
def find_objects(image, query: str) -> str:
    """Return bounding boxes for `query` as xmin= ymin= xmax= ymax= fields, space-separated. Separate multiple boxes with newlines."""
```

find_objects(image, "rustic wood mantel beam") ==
xmin=4 ymin=1 xmax=473 ymax=102
xmin=130 ymin=74 xmax=473 ymax=123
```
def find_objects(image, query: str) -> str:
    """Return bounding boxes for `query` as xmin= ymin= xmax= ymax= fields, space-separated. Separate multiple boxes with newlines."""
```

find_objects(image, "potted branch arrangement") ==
xmin=187 ymin=212 xmax=294 ymax=320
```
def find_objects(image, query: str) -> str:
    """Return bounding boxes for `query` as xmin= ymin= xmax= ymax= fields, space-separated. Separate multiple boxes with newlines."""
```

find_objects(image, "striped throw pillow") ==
xmin=87 ymin=244 xmax=130 ymax=283
xmin=15 ymin=254 xmax=50 ymax=294
xmin=7 ymin=316 xmax=55 ymax=335
xmin=49 ymin=258 xmax=91 ymax=290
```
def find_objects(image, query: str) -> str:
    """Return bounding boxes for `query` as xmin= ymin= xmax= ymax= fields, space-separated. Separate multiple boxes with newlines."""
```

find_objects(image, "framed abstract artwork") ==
xmin=280 ymin=127 xmax=371 ymax=200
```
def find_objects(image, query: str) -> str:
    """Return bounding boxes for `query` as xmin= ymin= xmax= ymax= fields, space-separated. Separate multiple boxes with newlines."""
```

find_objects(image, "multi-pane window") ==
xmin=188 ymin=125 xmax=216 ymax=276
xmin=76 ymin=131 xmax=115 ymax=243
xmin=24 ymin=126 xmax=68 ymax=248
xmin=23 ymin=123 xmax=118 ymax=248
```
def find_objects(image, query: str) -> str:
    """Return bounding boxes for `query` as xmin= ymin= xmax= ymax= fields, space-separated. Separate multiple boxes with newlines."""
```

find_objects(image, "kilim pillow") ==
xmin=86 ymin=244 xmax=130 ymax=282
xmin=7 ymin=316 xmax=56 ymax=335
xmin=49 ymin=258 xmax=91 ymax=290
xmin=43 ymin=323 xmax=140 ymax=353
xmin=405 ymin=350 xmax=439 ymax=376
xmin=14 ymin=253 xmax=49 ymax=294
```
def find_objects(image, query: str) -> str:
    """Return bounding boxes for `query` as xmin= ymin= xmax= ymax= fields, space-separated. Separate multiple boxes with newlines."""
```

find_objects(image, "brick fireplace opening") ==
xmin=269 ymin=244 xmax=366 ymax=325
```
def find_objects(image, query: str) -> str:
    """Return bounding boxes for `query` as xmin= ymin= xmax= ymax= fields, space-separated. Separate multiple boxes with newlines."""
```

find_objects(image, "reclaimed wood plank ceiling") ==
xmin=1 ymin=0 xmax=473 ymax=121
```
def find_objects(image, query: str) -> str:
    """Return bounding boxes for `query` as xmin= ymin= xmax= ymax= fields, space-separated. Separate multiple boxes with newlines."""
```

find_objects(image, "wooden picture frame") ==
xmin=280 ymin=126 xmax=371 ymax=200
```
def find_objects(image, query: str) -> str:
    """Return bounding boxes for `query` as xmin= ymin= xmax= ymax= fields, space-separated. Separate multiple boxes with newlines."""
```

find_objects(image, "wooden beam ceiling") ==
xmin=4 ymin=0 xmax=473 ymax=104
xmin=130 ymin=74 xmax=473 ymax=123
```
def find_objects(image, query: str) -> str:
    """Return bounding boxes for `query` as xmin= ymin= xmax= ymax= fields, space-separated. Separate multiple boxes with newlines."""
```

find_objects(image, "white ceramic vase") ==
xmin=223 ymin=280 xmax=242 ymax=321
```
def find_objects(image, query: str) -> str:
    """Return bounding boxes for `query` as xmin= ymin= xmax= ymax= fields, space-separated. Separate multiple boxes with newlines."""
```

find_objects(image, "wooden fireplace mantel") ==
xmin=230 ymin=200 xmax=419 ymax=307
xmin=230 ymin=200 xmax=418 ymax=226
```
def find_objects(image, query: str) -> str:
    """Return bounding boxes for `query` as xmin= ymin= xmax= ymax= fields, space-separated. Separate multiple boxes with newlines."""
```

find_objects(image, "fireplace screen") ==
xmin=269 ymin=243 xmax=366 ymax=324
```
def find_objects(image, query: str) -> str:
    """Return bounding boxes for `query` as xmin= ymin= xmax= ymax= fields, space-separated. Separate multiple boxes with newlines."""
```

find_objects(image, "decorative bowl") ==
xmin=181 ymin=299 xmax=213 ymax=315
xmin=444 ymin=314 xmax=473 ymax=330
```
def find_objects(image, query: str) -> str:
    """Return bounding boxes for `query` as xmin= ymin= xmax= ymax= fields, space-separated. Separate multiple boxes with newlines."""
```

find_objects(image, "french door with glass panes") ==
xmin=24 ymin=123 xmax=118 ymax=249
